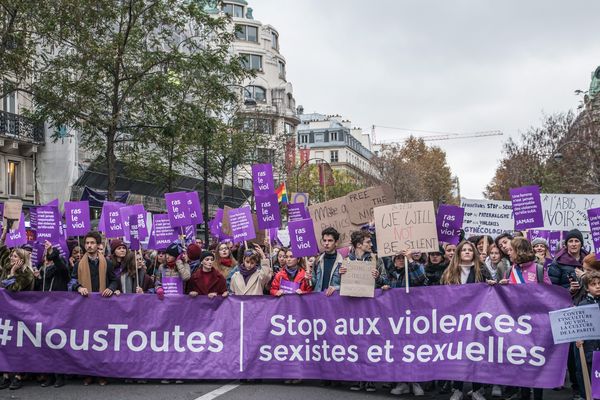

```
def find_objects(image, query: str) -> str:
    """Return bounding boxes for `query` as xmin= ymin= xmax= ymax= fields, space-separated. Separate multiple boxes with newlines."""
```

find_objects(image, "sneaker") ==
xmin=382 ymin=383 xmax=393 ymax=389
xmin=350 ymin=382 xmax=364 ymax=391
xmin=391 ymin=382 xmax=410 ymax=395
xmin=98 ymin=378 xmax=108 ymax=386
xmin=413 ymin=383 xmax=425 ymax=396
xmin=365 ymin=382 xmax=376 ymax=392
xmin=54 ymin=376 xmax=65 ymax=388
xmin=492 ymin=386 xmax=502 ymax=397
xmin=41 ymin=377 xmax=54 ymax=387
xmin=0 ymin=377 xmax=9 ymax=390
xmin=160 ymin=380 xmax=171 ymax=384
xmin=473 ymin=391 xmax=487 ymax=400
xmin=83 ymin=377 xmax=93 ymax=386
xmin=8 ymin=377 xmax=22 ymax=390
xmin=451 ymin=389 xmax=465 ymax=400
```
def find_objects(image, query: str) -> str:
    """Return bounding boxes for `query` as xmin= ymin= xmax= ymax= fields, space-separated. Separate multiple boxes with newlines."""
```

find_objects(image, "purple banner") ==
xmin=288 ymin=203 xmax=308 ymax=222
xmin=252 ymin=163 xmax=274 ymax=195
xmin=147 ymin=214 xmax=178 ymax=251
xmin=35 ymin=206 xmax=60 ymax=243
xmin=593 ymin=351 xmax=600 ymax=399
xmin=229 ymin=206 xmax=256 ymax=243
xmin=510 ymin=186 xmax=544 ymax=230
xmin=186 ymin=192 xmax=204 ymax=225
xmin=256 ymin=192 xmax=281 ymax=230
xmin=587 ymin=207 xmax=600 ymax=254
xmin=64 ymin=201 xmax=90 ymax=237
xmin=120 ymin=204 xmax=148 ymax=241
xmin=288 ymin=218 xmax=319 ymax=257
xmin=0 ymin=284 xmax=570 ymax=386
xmin=100 ymin=202 xmax=125 ymax=238
xmin=436 ymin=205 xmax=464 ymax=245
xmin=6 ymin=212 xmax=26 ymax=247
xmin=165 ymin=192 xmax=192 ymax=228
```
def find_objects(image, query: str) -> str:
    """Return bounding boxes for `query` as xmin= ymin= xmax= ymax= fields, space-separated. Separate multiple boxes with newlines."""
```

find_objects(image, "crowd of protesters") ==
xmin=0 ymin=222 xmax=599 ymax=400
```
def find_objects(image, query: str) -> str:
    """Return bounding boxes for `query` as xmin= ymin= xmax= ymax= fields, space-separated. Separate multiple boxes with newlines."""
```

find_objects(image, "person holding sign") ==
xmin=229 ymin=244 xmax=272 ymax=295
xmin=155 ymin=242 xmax=190 ymax=297
xmin=308 ymin=227 xmax=345 ymax=296
xmin=387 ymin=250 xmax=427 ymax=289
xmin=115 ymin=252 xmax=156 ymax=295
xmin=424 ymin=246 xmax=448 ymax=286
xmin=34 ymin=240 xmax=69 ymax=293
xmin=186 ymin=251 xmax=227 ymax=298
xmin=575 ymin=270 xmax=600 ymax=400
xmin=270 ymin=249 xmax=312 ymax=297
xmin=345 ymin=231 xmax=388 ymax=290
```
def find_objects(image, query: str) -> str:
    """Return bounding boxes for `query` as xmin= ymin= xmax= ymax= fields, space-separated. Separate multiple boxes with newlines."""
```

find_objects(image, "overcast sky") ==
xmin=249 ymin=0 xmax=600 ymax=199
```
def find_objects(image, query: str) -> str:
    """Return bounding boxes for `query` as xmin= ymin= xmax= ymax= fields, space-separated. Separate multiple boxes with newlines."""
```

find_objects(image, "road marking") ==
xmin=193 ymin=382 xmax=240 ymax=400
xmin=240 ymin=301 xmax=244 ymax=372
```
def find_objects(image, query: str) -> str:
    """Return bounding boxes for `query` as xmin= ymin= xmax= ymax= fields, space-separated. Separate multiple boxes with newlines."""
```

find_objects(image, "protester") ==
xmin=494 ymin=232 xmax=514 ymax=260
xmin=569 ymin=253 xmax=600 ymax=305
xmin=549 ymin=229 xmax=588 ymax=288
xmin=270 ymin=249 xmax=312 ymax=297
xmin=155 ymin=242 xmax=191 ymax=297
xmin=229 ymin=244 xmax=272 ymax=295
xmin=272 ymin=247 xmax=286 ymax=274
xmin=575 ymin=270 xmax=600 ymax=400
xmin=34 ymin=240 xmax=69 ymax=293
xmin=69 ymin=245 xmax=82 ymax=272
xmin=214 ymin=242 xmax=237 ymax=281
xmin=387 ymin=250 xmax=427 ymax=289
xmin=484 ymin=244 xmax=510 ymax=283
xmin=308 ymin=227 xmax=345 ymax=296
xmin=116 ymin=251 xmax=155 ymax=294
xmin=531 ymin=237 xmax=553 ymax=268
xmin=109 ymin=239 xmax=128 ymax=278
xmin=186 ymin=243 xmax=202 ymax=274
xmin=444 ymin=243 xmax=457 ymax=263
xmin=424 ymin=245 xmax=448 ymax=286
xmin=186 ymin=251 xmax=227 ymax=298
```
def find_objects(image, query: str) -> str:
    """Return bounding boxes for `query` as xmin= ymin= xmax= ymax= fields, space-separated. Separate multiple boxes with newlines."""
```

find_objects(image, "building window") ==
xmin=7 ymin=160 xmax=19 ymax=196
xmin=244 ymin=85 xmax=266 ymax=102
xmin=243 ymin=118 xmax=273 ymax=134
xmin=299 ymin=134 xmax=308 ymax=144
xmin=235 ymin=24 xmax=258 ymax=42
xmin=284 ymin=123 xmax=294 ymax=135
xmin=278 ymin=61 xmax=286 ymax=79
xmin=257 ymin=148 xmax=275 ymax=164
xmin=271 ymin=31 xmax=279 ymax=50
xmin=331 ymin=150 xmax=339 ymax=163
xmin=240 ymin=53 xmax=262 ymax=71
xmin=330 ymin=131 xmax=338 ymax=141
xmin=223 ymin=3 xmax=244 ymax=18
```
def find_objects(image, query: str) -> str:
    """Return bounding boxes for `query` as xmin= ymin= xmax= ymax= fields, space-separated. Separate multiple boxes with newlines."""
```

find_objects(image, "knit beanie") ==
xmin=564 ymin=229 xmax=584 ymax=245
xmin=199 ymin=251 xmax=214 ymax=264
xmin=110 ymin=239 xmax=127 ymax=254
xmin=531 ymin=237 xmax=549 ymax=248
xmin=187 ymin=243 xmax=202 ymax=261
xmin=166 ymin=242 xmax=182 ymax=258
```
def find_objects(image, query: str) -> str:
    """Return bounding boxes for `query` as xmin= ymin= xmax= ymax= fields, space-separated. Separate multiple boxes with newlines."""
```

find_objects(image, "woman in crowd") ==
xmin=494 ymin=233 xmax=514 ymax=261
xmin=68 ymin=246 xmax=82 ymax=272
xmin=424 ymin=246 xmax=448 ymax=286
xmin=108 ymin=239 xmax=128 ymax=279
xmin=214 ymin=242 xmax=238 ymax=281
xmin=270 ymin=249 xmax=312 ymax=297
xmin=230 ymin=244 xmax=272 ymax=295
xmin=186 ymin=251 xmax=227 ymax=298
xmin=116 ymin=251 xmax=156 ymax=295
xmin=155 ymin=243 xmax=190 ymax=297
xmin=531 ymin=238 xmax=553 ymax=269
xmin=444 ymin=243 xmax=457 ymax=263
xmin=484 ymin=244 xmax=510 ymax=283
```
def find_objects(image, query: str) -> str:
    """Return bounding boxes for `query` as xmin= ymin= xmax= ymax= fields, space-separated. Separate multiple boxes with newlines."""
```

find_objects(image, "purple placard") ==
xmin=186 ymin=192 xmax=204 ymax=225
xmin=288 ymin=218 xmax=319 ymax=257
xmin=147 ymin=214 xmax=178 ymax=251
xmin=587 ymin=207 xmax=600 ymax=254
xmin=184 ymin=225 xmax=196 ymax=246
xmin=53 ymin=238 xmax=69 ymax=259
xmin=288 ymin=203 xmax=308 ymax=222
xmin=30 ymin=241 xmax=46 ymax=267
xmin=510 ymin=185 xmax=544 ymax=230
xmin=229 ymin=206 xmax=256 ymax=243
xmin=0 ymin=284 xmax=571 ymax=385
xmin=165 ymin=192 xmax=191 ymax=228
xmin=209 ymin=208 xmax=232 ymax=242
xmin=6 ymin=212 xmax=26 ymax=247
xmin=35 ymin=206 xmax=60 ymax=243
xmin=100 ymin=202 xmax=125 ymax=238
xmin=256 ymin=192 xmax=281 ymax=230
xmin=129 ymin=214 xmax=140 ymax=251
xmin=280 ymin=279 xmax=300 ymax=294
xmin=593 ymin=351 xmax=600 ymax=399
xmin=436 ymin=205 xmax=464 ymax=245
xmin=161 ymin=276 xmax=183 ymax=296
xmin=120 ymin=204 xmax=148 ymax=241
xmin=44 ymin=199 xmax=59 ymax=208
xmin=252 ymin=163 xmax=274 ymax=195
xmin=548 ymin=231 xmax=563 ymax=256
xmin=64 ymin=201 xmax=90 ymax=237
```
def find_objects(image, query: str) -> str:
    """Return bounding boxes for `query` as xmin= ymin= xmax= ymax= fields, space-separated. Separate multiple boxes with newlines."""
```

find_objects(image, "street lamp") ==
xmin=552 ymin=140 xmax=588 ymax=162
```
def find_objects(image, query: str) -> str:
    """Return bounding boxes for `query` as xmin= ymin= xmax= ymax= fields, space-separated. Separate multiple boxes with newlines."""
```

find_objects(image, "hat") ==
xmin=430 ymin=245 xmax=445 ymax=257
xmin=166 ymin=242 xmax=182 ymax=258
xmin=199 ymin=251 xmax=214 ymax=263
xmin=110 ymin=239 xmax=127 ymax=254
xmin=21 ymin=244 xmax=33 ymax=252
xmin=565 ymin=229 xmax=584 ymax=245
xmin=187 ymin=243 xmax=202 ymax=261
xmin=531 ymin=237 xmax=549 ymax=248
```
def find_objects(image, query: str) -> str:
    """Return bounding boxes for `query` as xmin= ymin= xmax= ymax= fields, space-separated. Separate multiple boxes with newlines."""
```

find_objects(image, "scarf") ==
xmin=77 ymin=253 xmax=107 ymax=292
xmin=285 ymin=267 xmax=299 ymax=280
xmin=239 ymin=265 xmax=257 ymax=283
xmin=220 ymin=258 xmax=233 ymax=267
xmin=167 ymin=260 xmax=177 ymax=269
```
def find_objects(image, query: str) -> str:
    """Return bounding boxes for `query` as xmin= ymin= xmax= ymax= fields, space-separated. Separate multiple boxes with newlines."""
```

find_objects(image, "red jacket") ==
xmin=270 ymin=268 xmax=313 ymax=295
xmin=186 ymin=267 xmax=227 ymax=295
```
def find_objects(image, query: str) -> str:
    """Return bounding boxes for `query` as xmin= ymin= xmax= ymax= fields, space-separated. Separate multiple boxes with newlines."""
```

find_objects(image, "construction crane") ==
xmin=371 ymin=125 xmax=503 ymax=144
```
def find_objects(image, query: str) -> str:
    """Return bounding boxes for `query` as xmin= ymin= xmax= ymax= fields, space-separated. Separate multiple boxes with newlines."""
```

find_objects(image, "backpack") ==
xmin=505 ymin=263 xmax=544 ymax=284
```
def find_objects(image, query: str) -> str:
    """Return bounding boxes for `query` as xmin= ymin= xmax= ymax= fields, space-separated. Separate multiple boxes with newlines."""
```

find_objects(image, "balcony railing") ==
xmin=0 ymin=111 xmax=45 ymax=143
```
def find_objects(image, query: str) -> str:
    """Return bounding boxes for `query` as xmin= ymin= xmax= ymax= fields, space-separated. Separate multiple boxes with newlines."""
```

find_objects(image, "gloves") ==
xmin=156 ymin=286 xmax=165 ymax=300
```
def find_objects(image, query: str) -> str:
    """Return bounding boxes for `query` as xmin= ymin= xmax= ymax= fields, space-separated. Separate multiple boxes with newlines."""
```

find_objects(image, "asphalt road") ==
xmin=0 ymin=379 xmax=576 ymax=400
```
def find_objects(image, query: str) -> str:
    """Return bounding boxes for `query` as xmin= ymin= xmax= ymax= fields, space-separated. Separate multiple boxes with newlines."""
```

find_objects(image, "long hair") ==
xmin=10 ymin=248 xmax=33 ymax=273
xmin=214 ymin=242 xmax=237 ymax=267
xmin=283 ymin=249 xmax=306 ymax=270
xmin=511 ymin=237 xmax=536 ymax=265
xmin=441 ymin=241 xmax=483 ymax=285
xmin=122 ymin=252 xmax=139 ymax=277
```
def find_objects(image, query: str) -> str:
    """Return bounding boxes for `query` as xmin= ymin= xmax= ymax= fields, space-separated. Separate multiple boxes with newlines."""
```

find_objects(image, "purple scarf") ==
xmin=239 ymin=266 xmax=258 ymax=284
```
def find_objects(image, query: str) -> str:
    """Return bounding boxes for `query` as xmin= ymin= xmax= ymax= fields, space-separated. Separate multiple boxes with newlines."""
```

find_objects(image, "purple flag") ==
xmin=288 ymin=218 xmax=319 ymax=257
xmin=0 ymin=284 xmax=570 ymax=386
xmin=54 ymin=238 xmax=69 ymax=259
xmin=593 ymin=351 xmax=600 ymax=399
xmin=256 ymin=192 xmax=281 ymax=230
xmin=30 ymin=241 xmax=46 ymax=268
xmin=186 ymin=192 xmax=204 ymax=225
xmin=288 ymin=203 xmax=308 ymax=222
xmin=64 ymin=201 xmax=90 ymax=237
xmin=6 ymin=212 xmax=27 ymax=247
xmin=252 ymin=163 xmax=275 ymax=195
xmin=165 ymin=192 xmax=192 ymax=228
xmin=129 ymin=214 xmax=140 ymax=251
xmin=436 ymin=205 xmax=464 ymax=245
xmin=147 ymin=214 xmax=178 ymax=251
xmin=229 ymin=206 xmax=256 ymax=243
xmin=100 ymin=202 xmax=125 ymax=238
xmin=120 ymin=204 xmax=148 ymax=241
xmin=35 ymin=206 xmax=61 ymax=243
xmin=510 ymin=186 xmax=544 ymax=230
xmin=587 ymin=207 xmax=600 ymax=254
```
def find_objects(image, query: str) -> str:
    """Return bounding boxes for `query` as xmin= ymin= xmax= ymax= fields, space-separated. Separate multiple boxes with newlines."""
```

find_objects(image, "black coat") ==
xmin=34 ymin=248 xmax=70 ymax=292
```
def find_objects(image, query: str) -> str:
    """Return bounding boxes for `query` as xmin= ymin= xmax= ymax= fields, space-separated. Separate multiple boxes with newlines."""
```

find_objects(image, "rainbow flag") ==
xmin=508 ymin=266 xmax=524 ymax=284
xmin=275 ymin=182 xmax=288 ymax=204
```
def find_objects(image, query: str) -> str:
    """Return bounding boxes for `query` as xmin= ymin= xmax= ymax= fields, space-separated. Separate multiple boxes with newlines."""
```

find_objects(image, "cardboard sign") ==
xmin=291 ymin=192 xmax=309 ymax=207
xmin=510 ymin=185 xmax=544 ymax=230
xmin=340 ymin=260 xmax=375 ymax=298
xmin=374 ymin=201 xmax=439 ymax=256
xmin=2 ymin=199 xmax=22 ymax=231
xmin=308 ymin=197 xmax=360 ymax=248
xmin=221 ymin=206 xmax=233 ymax=236
xmin=346 ymin=185 xmax=394 ymax=225
xmin=549 ymin=304 xmax=600 ymax=344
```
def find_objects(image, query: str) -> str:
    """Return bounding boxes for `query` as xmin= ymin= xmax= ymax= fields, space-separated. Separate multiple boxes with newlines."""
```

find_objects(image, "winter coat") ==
xmin=157 ymin=260 xmax=191 ymax=282
xmin=578 ymin=294 xmax=600 ymax=363
xmin=186 ymin=267 xmax=227 ymax=295
xmin=346 ymin=250 xmax=389 ymax=287
xmin=270 ymin=268 xmax=313 ymax=295
xmin=549 ymin=247 xmax=589 ymax=288
xmin=424 ymin=262 xmax=448 ymax=286
xmin=311 ymin=252 xmax=345 ymax=292
xmin=506 ymin=260 xmax=551 ymax=284
xmin=230 ymin=259 xmax=272 ymax=295
xmin=71 ymin=255 xmax=119 ymax=292
xmin=0 ymin=244 xmax=34 ymax=292
xmin=119 ymin=269 xmax=156 ymax=294
xmin=35 ymin=248 xmax=70 ymax=292
xmin=388 ymin=261 xmax=428 ymax=288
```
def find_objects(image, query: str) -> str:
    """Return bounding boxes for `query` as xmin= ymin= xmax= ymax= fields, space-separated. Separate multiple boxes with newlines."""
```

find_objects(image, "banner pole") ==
xmin=266 ymin=229 xmax=272 ymax=268
xmin=404 ymin=255 xmax=409 ymax=294
xmin=579 ymin=346 xmax=592 ymax=400
xmin=136 ymin=249 xmax=142 ymax=292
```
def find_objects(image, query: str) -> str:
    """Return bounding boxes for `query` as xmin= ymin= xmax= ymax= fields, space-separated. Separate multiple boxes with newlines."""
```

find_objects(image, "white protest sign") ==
xmin=340 ymin=260 xmax=375 ymax=298
xmin=548 ymin=304 xmax=600 ymax=344
xmin=461 ymin=198 xmax=514 ymax=237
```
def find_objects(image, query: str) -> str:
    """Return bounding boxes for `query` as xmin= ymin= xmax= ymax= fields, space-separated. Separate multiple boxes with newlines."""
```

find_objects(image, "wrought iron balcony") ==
xmin=0 ymin=110 xmax=45 ymax=143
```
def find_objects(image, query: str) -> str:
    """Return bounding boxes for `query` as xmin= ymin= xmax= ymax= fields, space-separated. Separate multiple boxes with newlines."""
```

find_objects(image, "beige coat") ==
xmin=230 ymin=260 xmax=272 ymax=295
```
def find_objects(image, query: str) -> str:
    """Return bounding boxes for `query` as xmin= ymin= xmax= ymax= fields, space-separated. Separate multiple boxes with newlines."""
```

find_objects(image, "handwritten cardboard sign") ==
xmin=340 ymin=260 xmax=375 ymax=298
xmin=2 ymin=199 xmax=22 ymax=231
xmin=308 ymin=197 xmax=360 ymax=248
xmin=346 ymin=185 xmax=394 ymax=225
xmin=374 ymin=201 xmax=439 ymax=256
